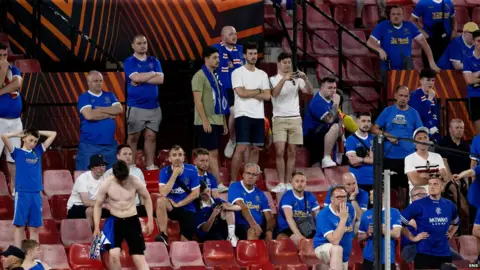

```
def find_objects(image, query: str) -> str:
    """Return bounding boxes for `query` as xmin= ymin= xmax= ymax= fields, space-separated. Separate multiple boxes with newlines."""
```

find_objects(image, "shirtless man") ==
xmin=93 ymin=160 xmax=154 ymax=270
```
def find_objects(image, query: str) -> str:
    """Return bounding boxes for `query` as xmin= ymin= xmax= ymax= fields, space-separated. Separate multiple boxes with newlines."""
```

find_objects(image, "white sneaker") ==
xmin=271 ymin=183 xmax=286 ymax=193
xmin=224 ymin=140 xmax=236 ymax=159
xmin=217 ymin=183 xmax=229 ymax=193
xmin=146 ymin=164 xmax=159 ymax=170
xmin=285 ymin=183 xmax=293 ymax=190
xmin=227 ymin=235 xmax=239 ymax=247
xmin=321 ymin=156 xmax=337 ymax=168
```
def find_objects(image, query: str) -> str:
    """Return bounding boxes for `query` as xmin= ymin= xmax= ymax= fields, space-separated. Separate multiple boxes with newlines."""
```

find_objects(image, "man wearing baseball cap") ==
xmin=404 ymin=127 xmax=447 ymax=202
xmin=437 ymin=22 xmax=479 ymax=70
xmin=1 ymin=245 xmax=25 ymax=270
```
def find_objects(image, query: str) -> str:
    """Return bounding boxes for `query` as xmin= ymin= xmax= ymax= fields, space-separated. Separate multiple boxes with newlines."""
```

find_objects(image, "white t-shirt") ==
xmin=270 ymin=74 xmax=305 ymax=118
xmin=231 ymin=66 xmax=269 ymax=119
xmin=104 ymin=165 xmax=146 ymax=205
xmin=405 ymin=152 xmax=445 ymax=199
xmin=66 ymin=171 xmax=105 ymax=210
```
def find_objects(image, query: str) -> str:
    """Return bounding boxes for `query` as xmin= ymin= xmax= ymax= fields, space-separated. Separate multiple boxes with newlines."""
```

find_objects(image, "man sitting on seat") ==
xmin=66 ymin=154 xmax=111 ymax=226
xmin=1 ymin=245 xmax=25 ymax=270
xmin=104 ymin=144 xmax=147 ymax=217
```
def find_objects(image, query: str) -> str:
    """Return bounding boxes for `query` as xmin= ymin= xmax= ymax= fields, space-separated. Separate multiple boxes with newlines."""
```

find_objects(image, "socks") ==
xmin=228 ymin=225 xmax=235 ymax=237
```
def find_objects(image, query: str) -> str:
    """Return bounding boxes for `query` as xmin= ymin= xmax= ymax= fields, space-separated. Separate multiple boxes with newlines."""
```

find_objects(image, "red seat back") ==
xmin=39 ymin=244 xmax=70 ymax=270
xmin=266 ymin=239 xmax=300 ymax=265
xmin=455 ymin=7 xmax=470 ymax=31
xmin=42 ymin=151 xmax=65 ymax=171
xmin=60 ymin=219 xmax=93 ymax=247
xmin=458 ymin=235 xmax=479 ymax=262
xmin=333 ymin=5 xmax=356 ymax=28
xmin=473 ymin=7 xmax=480 ymax=26
xmin=156 ymin=149 xmax=170 ymax=169
xmin=298 ymin=239 xmax=325 ymax=266
xmin=313 ymin=191 xmax=328 ymax=207
xmin=203 ymin=240 xmax=237 ymax=267
xmin=168 ymin=219 xmax=181 ymax=243
xmin=14 ymin=59 xmax=42 ymax=73
xmin=43 ymin=170 xmax=73 ymax=197
xmin=68 ymin=243 xmax=104 ymax=270
xmin=306 ymin=5 xmax=335 ymax=29
xmin=38 ymin=219 xmax=61 ymax=244
xmin=280 ymin=264 xmax=309 ymax=270
xmin=0 ymin=172 xmax=10 ymax=196
xmin=50 ymin=194 xmax=69 ymax=221
xmin=145 ymin=242 xmax=172 ymax=268
xmin=323 ymin=166 xmax=349 ymax=186
xmin=0 ymin=220 xmax=15 ymax=243
xmin=41 ymin=195 xmax=53 ymax=219
xmin=236 ymin=240 xmax=270 ymax=267
xmin=170 ymin=241 xmax=205 ymax=268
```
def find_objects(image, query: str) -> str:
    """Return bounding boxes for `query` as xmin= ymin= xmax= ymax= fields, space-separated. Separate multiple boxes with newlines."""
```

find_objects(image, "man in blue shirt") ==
xmin=372 ymin=85 xmax=423 ymax=193
xmin=314 ymin=186 xmax=355 ymax=270
xmin=409 ymin=69 xmax=440 ymax=142
xmin=154 ymin=145 xmax=200 ymax=244
xmin=412 ymin=0 xmax=456 ymax=67
xmin=1 ymin=129 xmax=57 ymax=248
xmin=462 ymin=30 xmax=480 ymax=134
xmin=0 ymin=42 xmax=23 ymax=195
xmin=401 ymin=175 xmax=459 ymax=269
xmin=367 ymin=5 xmax=439 ymax=84
xmin=358 ymin=189 xmax=402 ymax=270
xmin=471 ymin=135 xmax=480 ymax=168
xmin=212 ymin=26 xmax=244 ymax=159
xmin=193 ymin=148 xmax=226 ymax=198
xmin=76 ymin=71 xmax=123 ymax=170
xmin=345 ymin=112 xmax=374 ymax=191
xmin=228 ymin=163 xmax=275 ymax=240
xmin=124 ymin=35 xmax=164 ymax=171
xmin=473 ymin=209 xmax=480 ymax=264
xmin=276 ymin=172 xmax=320 ymax=244
xmin=303 ymin=76 xmax=342 ymax=168
xmin=437 ymin=22 xmax=478 ymax=70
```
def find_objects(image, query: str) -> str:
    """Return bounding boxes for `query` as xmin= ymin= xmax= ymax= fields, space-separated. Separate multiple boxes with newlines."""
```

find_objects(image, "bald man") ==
xmin=76 ymin=70 xmax=123 ymax=170
xmin=212 ymin=26 xmax=245 ymax=159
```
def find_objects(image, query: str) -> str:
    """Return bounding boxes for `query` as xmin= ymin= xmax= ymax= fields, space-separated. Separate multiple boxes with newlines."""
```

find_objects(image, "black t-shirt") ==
xmin=437 ymin=135 xmax=470 ymax=175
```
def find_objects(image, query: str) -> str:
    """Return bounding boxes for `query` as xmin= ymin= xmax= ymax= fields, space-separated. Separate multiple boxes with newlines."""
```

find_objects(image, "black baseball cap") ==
xmin=88 ymin=154 xmax=108 ymax=169
xmin=0 ymin=245 xmax=25 ymax=260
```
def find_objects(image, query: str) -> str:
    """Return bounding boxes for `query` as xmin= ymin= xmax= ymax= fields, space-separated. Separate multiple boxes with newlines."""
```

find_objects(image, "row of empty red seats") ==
xmin=1 ymin=33 xmax=42 ymax=72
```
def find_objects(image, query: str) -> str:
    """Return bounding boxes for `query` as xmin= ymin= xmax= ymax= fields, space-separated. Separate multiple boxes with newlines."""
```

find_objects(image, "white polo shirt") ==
xmin=270 ymin=74 xmax=305 ymax=118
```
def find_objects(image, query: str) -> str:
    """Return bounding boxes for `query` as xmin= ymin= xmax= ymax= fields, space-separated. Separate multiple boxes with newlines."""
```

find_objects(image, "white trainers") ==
xmin=285 ymin=183 xmax=293 ymax=190
xmin=227 ymin=235 xmax=239 ymax=247
xmin=217 ymin=183 xmax=229 ymax=193
xmin=146 ymin=164 xmax=160 ymax=170
xmin=271 ymin=183 xmax=287 ymax=193
xmin=321 ymin=156 xmax=337 ymax=168
xmin=224 ymin=140 xmax=236 ymax=159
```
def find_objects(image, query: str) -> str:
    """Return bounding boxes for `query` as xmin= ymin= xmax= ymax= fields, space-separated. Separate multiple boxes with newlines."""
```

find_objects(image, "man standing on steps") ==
xmin=269 ymin=52 xmax=313 ymax=193
xmin=124 ymin=35 xmax=164 ymax=171
xmin=463 ymin=30 xmax=480 ymax=135
xmin=229 ymin=43 xmax=271 ymax=183
xmin=212 ymin=26 xmax=244 ymax=159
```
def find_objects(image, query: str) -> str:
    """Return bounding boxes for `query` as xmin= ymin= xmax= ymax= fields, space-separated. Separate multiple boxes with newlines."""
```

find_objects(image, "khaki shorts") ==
xmin=314 ymin=243 xmax=348 ymax=270
xmin=272 ymin=117 xmax=303 ymax=144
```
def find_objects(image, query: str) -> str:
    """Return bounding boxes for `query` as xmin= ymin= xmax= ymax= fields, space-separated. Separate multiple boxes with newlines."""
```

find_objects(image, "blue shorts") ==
xmin=235 ymin=116 xmax=264 ymax=146
xmin=75 ymin=142 xmax=117 ymax=171
xmin=13 ymin=192 xmax=43 ymax=227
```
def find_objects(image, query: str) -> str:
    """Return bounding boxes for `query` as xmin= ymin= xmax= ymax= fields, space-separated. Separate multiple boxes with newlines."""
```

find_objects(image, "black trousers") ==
xmin=421 ymin=36 xmax=450 ymax=69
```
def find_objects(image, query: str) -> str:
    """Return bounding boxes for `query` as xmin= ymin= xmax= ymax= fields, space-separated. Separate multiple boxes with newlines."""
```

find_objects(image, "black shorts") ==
xmin=304 ymin=123 xmax=334 ymax=165
xmin=468 ymin=97 xmax=480 ymax=122
xmin=136 ymin=205 xmax=147 ymax=217
xmin=414 ymin=253 xmax=452 ymax=269
xmin=111 ymin=215 xmax=145 ymax=255
xmin=362 ymin=259 xmax=396 ymax=270
xmin=226 ymin=88 xmax=235 ymax=107
xmin=198 ymin=218 xmax=228 ymax=242
xmin=383 ymin=158 xmax=408 ymax=190
xmin=236 ymin=224 xmax=267 ymax=240
xmin=196 ymin=124 xmax=223 ymax=151
xmin=67 ymin=205 xmax=111 ymax=219
xmin=275 ymin=228 xmax=315 ymax=239
xmin=168 ymin=207 xmax=196 ymax=240
xmin=235 ymin=116 xmax=264 ymax=146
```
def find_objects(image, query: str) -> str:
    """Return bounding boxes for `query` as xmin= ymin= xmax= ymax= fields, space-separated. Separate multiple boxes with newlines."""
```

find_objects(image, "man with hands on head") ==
xmin=314 ymin=186 xmax=356 ymax=270
xmin=154 ymin=145 xmax=200 ymax=244
xmin=93 ymin=160 xmax=153 ymax=270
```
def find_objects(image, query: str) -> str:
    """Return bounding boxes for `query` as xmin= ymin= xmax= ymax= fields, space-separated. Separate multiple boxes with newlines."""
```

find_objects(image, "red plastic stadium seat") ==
xmin=49 ymin=194 xmax=69 ymax=221
xmin=14 ymin=59 xmax=42 ymax=73
xmin=139 ymin=217 xmax=159 ymax=242
xmin=352 ymin=87 xmax=379 ymax=103
xmin=144 ymin=169 xmax=160 ymax=193
xmin=102 ymin=241 xmax=135 ymax=269
xmin=296 ymin=168 xmax=329 ymax=192
xmin=312 ymin=30 xmax=338 ymax=56
xmin=345 ymin=57 xmax=377 ymax=85
xmin=0 ymin=220 xmax=15 ymax=245
xmin=458 ymin=235 xmax=479 ymax=262
xmin=0 ymin=196 xmax=13 ymax=220
xmin=295 ymin=147 xmax=310 ymax=167
xmin=179 ymin=267 xmax=207 ymax=270
xmin=156 ymin=149 xmax=170 ymax=169
xmin=306 ymin=5 xmax=335 ymax=29
xmin=316 ymin=57 xmax=345 ymax=80
xmin=203 ymin=240 xmax=238 ymax=267
xmin=219 ymin=167 xmax=230 ymax=186
xmin=68 ymin=243 xmax=104 ymax=270
xmin=170 ymin=241 xmax=205 ymax=268
xmin=0 ymin=172 xmax=10 ymax=196
xmin=298 ymin=239 xmax=325 ymax=267
xmin=333 ymin=5 xmax=357 ymax=29
xmin=266 ymin=239 xmax=300 ymax=265
xmin=455 ymin=7 xmax=470 ymax=31
xmin=341 ymin=31 xmax=369 ymax=56
xmin=39 ymin=244 xmax=70 ymax=270
xmin=281 ymin=264 xmax=308 ymax=270
xmin=145 ymin=242 xmax=173 ymax=268
xmin=0 ymin=33 xmax=9 ymax=48
xmin=248 ymin=263 xmax=276 ymax=270
xmin=136 ymin=150 xmax=147 ymax=170
xmin=362 ymin=6 xmax=379 ymax=29
xmin=43 ymin=170 xmax=73 ymax=197
xmin=313 ymin=191 xmax=328 ymax=207
xmin=60 ymin=219 xmax=93 ymax=248
xmin=62 ymin=148 xmax=77 ymax=173
xmin=168 ymin=219 xmax=181 ymax=243
xmin=282 ymin=30 xmax=312 ymax=56
xmin=236 ymin=240 xmax=270 ymax=267
xmin=213 ymin=266 xmax=240 ymax=270
xmin=324 ymin=166 xmax=349 ymax=186
xmin=73 ymin=170 xmax=86 ymax=182
xmin=38 ymin=219 xmax=61 ymax=244
xmin=349 ymin=239 xmax=363 ymax=264
xmin=41 ymin=195 xmax=53 ymax=219
xmin=473 ymin=7 xmax=480 ymax=26
xmin=42 ymin=150 xmax=65 ymax=171
xmin=263 ymin=191 xmax=277 ymax=214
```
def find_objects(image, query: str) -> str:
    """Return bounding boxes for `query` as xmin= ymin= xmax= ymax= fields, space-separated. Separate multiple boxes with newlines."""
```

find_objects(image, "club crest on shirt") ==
xmin=26 ymin=156 xmax=39 ymax=165
xmin=104 ymin=97 xmax=111 ymax=104
xmin=392 ymin=114 xmax=407 ymax=125
xmin=255 ymin=195 xmax=261 ymax=203
xmin=436 ymin=207 xmax=442 ymax=215
xmin=149 ymin=63 xmax=154 ymax=68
